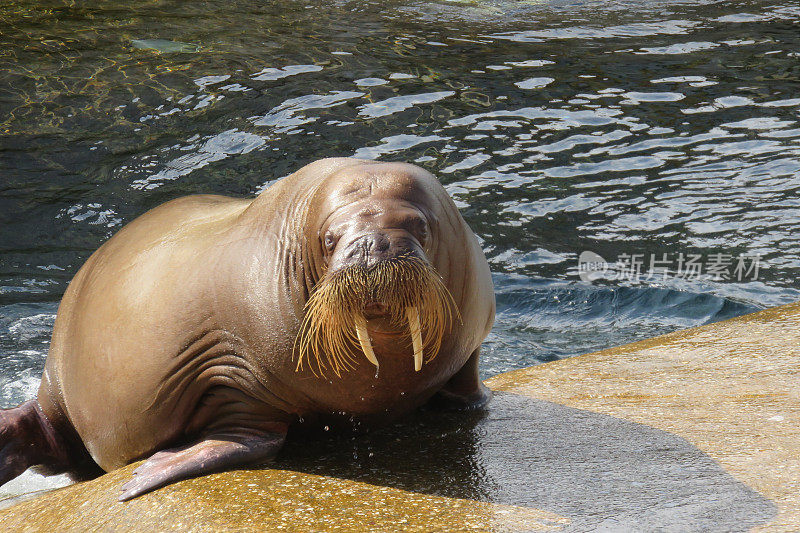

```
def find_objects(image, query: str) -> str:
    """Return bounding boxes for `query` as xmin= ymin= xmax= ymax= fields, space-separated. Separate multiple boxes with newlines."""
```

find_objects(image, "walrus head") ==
xmin=294 ymin=162 xmax=459 ymax=378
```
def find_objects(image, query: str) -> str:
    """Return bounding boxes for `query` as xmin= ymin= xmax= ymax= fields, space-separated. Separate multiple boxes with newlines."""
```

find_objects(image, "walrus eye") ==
xmin=409 ymin=219 xmax=428 ymax=246
xmin=323 ymin=233 xmax=336 ymax=253
xmin=417 ymin=225 xmax=428 ymax=246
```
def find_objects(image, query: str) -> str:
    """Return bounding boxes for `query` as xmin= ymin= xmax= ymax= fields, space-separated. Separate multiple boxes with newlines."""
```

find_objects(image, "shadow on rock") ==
xmin=278 ymin=392 xmax=776 ymax=532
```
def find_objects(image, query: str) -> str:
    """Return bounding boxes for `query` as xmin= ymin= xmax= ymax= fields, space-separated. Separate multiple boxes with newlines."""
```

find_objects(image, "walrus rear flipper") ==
xmin=118 ymin=427 xmax=288 ymax=501
xmin=0 ymin=400 xmax=73 ymax=486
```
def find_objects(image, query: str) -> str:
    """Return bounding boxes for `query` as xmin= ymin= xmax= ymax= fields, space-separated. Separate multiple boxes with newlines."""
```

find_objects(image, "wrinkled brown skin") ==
xmin=0 ymin=158 xmax=495 ymax=501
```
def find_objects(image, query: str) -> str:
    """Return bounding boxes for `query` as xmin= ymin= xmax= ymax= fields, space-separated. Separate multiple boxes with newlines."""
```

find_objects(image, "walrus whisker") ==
xmin=294 ymin=256 xmax=457 ymax=376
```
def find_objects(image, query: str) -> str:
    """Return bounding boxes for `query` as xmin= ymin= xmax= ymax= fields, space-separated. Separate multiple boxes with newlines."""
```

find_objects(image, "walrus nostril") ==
xmin=374 ymin=235 xmax=390 ymax=252
xmin=342 ymin=234 xmax=394 ymax=266
xmin=360 ymin=234 xmax=390 ymax=254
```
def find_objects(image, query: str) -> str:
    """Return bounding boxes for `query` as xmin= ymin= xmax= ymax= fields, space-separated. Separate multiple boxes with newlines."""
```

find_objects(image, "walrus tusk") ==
xmin=354 ymin=314 xmax=379 ymax=369
xmin=407 ymin=307 xmax=423 ymax=371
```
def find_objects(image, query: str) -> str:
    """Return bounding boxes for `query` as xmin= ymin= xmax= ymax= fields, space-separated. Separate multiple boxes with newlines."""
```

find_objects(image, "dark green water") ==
xmin=0 ymin=0 xmax=799 ymax=498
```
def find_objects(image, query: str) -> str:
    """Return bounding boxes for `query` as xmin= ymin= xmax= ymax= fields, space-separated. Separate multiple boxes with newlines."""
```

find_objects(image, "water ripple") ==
xmin=358 ymin=91 xmax=455 ymax=118
xmin=131 ymin=129 xmax=266 ymax=190
xmin=487 ymin=20 xmax=702 ymax=42
xmin=251 ymin=64 xmax=324 ymax=81
xmin=515 ymin=77 xmax=555 ymax=90
xmin=253 ymin=91 xmax=364 ymax=129
xmin=354 ymin=133 xmax=448 ymax=159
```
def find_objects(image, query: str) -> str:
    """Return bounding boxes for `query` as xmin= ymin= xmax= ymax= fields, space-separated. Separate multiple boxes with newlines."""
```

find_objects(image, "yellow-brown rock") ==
xmin=2 ymin=301 xmax=799 ymax=531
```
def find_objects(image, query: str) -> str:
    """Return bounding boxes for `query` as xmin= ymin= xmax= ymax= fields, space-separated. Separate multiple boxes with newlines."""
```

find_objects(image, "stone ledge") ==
xmin=3 ymin=301 xmax=798 ymax=531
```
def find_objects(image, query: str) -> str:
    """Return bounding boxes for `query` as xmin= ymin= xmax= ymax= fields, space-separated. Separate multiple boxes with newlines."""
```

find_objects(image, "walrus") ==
xmin=0 ymin=158 xmax=495 ymax=501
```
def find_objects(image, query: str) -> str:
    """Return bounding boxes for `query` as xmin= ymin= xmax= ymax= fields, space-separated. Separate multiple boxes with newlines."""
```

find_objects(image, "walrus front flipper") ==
xmin=0 ymin=400 xmax=70 ymax=486
xmin=118 ymin=428 xmax=287 ymax=501
xmin=430 ymin=348 xmax=491 ymax=411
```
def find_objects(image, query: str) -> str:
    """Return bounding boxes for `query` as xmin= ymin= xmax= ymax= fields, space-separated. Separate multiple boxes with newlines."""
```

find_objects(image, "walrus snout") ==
xmin=332 ymin=231 xmax=423 ymax=271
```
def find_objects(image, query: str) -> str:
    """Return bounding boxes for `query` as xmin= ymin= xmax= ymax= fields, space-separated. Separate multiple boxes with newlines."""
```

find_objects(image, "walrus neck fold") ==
xmin=242 ymin=180 xmax=328 ymax=303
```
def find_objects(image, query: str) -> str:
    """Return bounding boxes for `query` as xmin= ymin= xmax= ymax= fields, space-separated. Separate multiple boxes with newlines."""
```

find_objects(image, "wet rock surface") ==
xmin=3 ymin=302 xmax=798 ymax=531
